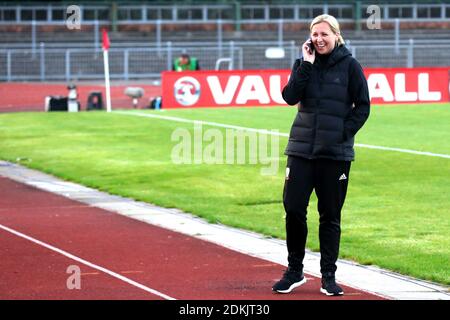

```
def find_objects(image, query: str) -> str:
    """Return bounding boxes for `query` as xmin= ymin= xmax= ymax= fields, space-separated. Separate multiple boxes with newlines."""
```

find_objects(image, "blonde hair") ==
xmin=310 ymin=14 xmax=345 ymax=46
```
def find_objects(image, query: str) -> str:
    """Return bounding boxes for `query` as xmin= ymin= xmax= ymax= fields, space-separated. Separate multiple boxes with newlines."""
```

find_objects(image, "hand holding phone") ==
xmin=302 ymin=38 xmax=315 ymax=63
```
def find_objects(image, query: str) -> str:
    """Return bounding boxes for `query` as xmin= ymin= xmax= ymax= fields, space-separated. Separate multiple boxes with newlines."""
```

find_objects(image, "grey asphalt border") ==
xmin=0 ymin=160 xmax=448 ymax=300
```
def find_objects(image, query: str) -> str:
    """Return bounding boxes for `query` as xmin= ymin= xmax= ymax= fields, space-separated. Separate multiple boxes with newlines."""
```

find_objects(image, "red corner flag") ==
xmin=102 ymin=28 xmax=110 ymax=51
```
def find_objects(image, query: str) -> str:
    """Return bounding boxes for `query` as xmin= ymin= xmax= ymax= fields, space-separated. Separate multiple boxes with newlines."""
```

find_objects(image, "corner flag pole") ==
xmin=102 ymin=29 xmax=112 ymax=112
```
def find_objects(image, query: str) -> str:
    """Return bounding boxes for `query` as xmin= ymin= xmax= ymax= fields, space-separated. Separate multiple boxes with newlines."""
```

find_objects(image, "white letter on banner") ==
xmin=367 ymin=74 xmax=394 ymax=102
xmin=207 ymin=76 xmax=241 ymax=104
xmin=269 ymin=75 xmax=286 ymax=104
xmin=394 ymin=73 xmax=417 ymax=102
xmin=236 ymin=76 xmax=270 ymax=104
xmin=418 ymin=73 xmax=441 ymax=101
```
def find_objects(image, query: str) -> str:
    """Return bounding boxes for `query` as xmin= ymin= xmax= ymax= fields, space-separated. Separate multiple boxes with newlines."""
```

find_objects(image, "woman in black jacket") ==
xmin=272 ymin=14 xmax=370 ymax=296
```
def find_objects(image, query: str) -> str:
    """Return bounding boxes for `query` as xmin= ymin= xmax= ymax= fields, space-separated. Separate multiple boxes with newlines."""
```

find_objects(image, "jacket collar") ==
xmin=316 ymin=45 xmax=351 ymax=68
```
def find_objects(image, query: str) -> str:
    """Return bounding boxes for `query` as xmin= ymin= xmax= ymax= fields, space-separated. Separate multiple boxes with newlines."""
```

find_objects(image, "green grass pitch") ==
xmin=0 ymin=103 xmax=449 ymax=285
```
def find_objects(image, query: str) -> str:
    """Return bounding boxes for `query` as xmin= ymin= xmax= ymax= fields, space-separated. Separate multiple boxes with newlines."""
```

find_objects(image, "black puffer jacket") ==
xmin=282 ymin=45 xmax=370 ymax=161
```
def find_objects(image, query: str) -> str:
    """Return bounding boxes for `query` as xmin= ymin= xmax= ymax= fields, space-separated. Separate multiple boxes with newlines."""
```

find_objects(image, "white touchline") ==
xmin=0 ymin=223 xmax=176 ymax=300
xmin=115 ymin=111 xmax=450 ymax=160
xmin=354 ymin=143 xmax=450 ymax=159
xmin=114 ymin=111 xmax=288 ymax=137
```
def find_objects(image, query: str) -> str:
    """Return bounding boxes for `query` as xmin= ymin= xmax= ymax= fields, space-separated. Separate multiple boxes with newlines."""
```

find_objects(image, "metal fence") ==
xmin=2 ymin=18 xmax=450 ymax=57
xmin=1 ymin=41 xmax=449 ymax=81
xmin=0 ymin=42 xmax=245 ymax=81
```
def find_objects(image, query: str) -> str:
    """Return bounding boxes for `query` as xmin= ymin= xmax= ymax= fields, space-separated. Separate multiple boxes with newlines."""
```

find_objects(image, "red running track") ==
xmin=0 ymin=177 xmax=383 ymax=300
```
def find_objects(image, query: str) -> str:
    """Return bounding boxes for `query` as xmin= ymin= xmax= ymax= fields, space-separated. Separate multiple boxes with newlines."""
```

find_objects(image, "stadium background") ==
xmin=0 ymin=0 xmax=449 ymax=294
xmin=1 ymin=0 xmax=450 ymax=110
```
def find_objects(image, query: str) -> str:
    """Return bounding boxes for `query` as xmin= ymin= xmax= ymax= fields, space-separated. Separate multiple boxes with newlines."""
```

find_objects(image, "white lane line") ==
xmin=115 ymin=110 xmax=288 ymax=137
xmin=115 ymin=111 xmax=450 ymax=160
xmin=355 ymin=143 xmax=450 ymax=159
xmin=0 ymin=223 xmax=176 ymax=301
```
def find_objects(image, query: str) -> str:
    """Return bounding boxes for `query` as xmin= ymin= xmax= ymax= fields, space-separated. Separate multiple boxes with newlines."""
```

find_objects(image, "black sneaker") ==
xmin=320 ymin=274 xmax=344 ymax=296
xmin=272 ymin=267 xmax=306 ymax=294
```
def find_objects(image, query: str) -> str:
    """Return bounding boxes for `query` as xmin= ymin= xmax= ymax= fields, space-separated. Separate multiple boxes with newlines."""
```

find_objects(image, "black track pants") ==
xmin=283 ymin=156 xmax=351 ymax=275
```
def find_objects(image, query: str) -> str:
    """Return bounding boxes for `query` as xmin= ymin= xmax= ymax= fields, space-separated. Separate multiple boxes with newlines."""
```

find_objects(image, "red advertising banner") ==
xmin=364 ymin=67 xmax=449 ymax=104
xmin=161 ymin=67 xmax=449 ymax=108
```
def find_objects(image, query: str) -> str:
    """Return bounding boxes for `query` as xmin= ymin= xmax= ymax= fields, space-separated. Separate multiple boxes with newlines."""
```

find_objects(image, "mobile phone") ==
xmin=307 ymin=38 xmax=315 ymax=54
